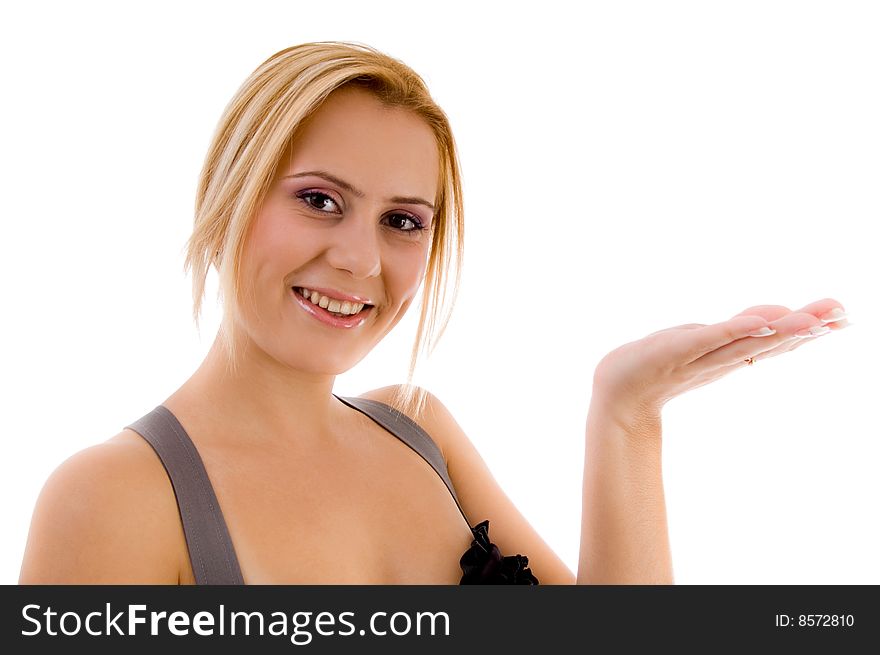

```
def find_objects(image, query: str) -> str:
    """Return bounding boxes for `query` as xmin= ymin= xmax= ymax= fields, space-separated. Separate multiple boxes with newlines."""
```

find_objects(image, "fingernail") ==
xmin=748 ymin=327 xmax=776 ymax=337
xmin=794 ymin=325 xmax=831 ymax=338
xmin=820 ymin=308 xmax=847 ymax=323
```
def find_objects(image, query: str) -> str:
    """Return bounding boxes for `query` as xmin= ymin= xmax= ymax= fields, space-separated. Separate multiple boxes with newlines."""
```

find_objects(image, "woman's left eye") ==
xmin=383 ymin=213 xmax=425 ymax=233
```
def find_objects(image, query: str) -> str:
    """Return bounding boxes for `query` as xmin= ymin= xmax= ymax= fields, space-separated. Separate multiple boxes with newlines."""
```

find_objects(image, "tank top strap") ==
xmin=333 ymin=394 xmax=469 ymax=525
xmin=125 ymin=405 xmax=244 ymax=585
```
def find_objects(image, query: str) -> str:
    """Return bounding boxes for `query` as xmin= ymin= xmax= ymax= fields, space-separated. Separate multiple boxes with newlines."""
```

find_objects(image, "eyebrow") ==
xmin=283 ymin=170 xmax=436 ymax=212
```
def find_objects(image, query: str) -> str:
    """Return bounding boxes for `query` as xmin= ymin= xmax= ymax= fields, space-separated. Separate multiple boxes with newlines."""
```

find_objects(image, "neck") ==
xmin=164 ymin=324 xmax=347 ymax=447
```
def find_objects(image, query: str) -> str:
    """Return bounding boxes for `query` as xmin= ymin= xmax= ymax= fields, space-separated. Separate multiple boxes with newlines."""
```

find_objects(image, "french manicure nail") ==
xmin=794 ymin=325 xmax=831 ymax=338
xmin=748 ymin=327 xmax=776 ymax=337
xmin=820 ymin=308 xmax=847 ymax=323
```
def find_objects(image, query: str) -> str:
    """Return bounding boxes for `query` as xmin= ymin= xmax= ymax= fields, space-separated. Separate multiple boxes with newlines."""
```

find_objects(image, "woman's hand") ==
xmin=590 ymin=298 xmax=850 ymax=434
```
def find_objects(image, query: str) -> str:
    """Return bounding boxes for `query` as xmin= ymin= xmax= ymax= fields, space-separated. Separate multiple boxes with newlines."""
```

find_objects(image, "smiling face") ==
xmin=234 ymin=85 xmax=441 ymax=374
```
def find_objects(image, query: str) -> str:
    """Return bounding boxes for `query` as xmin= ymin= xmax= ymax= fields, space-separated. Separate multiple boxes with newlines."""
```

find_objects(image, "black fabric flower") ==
xmin=459 ymin=519 xmax=539 ymax=585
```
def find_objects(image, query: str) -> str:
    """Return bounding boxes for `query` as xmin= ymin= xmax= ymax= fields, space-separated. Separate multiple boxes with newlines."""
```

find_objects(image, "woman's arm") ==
xmin=578 ymin=391 xmax=672 ymax=584
xmin=574 ymin=297 xmax=846 ymax=585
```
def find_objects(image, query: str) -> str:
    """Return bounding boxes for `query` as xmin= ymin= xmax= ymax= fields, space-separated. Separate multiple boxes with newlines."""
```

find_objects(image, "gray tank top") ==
xmin=123 ymin=393 xmax=468 ymax=584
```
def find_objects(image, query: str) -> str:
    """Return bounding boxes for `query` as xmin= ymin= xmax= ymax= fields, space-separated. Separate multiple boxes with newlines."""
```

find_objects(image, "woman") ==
xmin=18 ymin=41 xmax=847 ymax=585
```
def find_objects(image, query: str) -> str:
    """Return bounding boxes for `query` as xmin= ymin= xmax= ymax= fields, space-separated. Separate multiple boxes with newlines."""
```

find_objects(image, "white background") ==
xmin=2 ymin=0 xmax=877 ymax=584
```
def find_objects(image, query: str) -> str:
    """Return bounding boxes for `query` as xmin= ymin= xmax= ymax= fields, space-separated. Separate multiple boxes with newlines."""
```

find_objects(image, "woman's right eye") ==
xmin=296 ymin=190 xmax=341 ymax=214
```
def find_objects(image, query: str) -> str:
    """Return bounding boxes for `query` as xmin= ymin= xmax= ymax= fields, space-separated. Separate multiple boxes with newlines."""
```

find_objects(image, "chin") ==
xmin=289 ymin=349 xmax=368 ymax=376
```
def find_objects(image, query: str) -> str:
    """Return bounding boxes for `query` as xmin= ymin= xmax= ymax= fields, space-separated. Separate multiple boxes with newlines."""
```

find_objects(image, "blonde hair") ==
xmin=182 ymin=41 xmax=464 ymax=419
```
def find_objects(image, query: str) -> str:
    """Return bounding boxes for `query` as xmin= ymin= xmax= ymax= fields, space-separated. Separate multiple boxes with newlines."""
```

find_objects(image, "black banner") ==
xmin=2 ymin=585 xmax=876 ymax=652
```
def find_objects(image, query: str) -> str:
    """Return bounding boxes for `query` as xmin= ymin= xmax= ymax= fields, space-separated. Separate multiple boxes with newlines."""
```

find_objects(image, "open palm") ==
xmin=591 ymin=298 xmax=849 ymax=428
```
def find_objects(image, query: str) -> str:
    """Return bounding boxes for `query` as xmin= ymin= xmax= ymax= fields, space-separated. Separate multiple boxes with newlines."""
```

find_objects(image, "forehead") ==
xmin=281 ymin=86 xmax=440 ymax=202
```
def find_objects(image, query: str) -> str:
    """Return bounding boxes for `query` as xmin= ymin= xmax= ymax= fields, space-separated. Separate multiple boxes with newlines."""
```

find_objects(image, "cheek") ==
xmin=390 ymin=244 xmax=430 ymax=301
xmin=252 ymin=213 xmax=295 ymax=258
xmin=245 ymin=212 xmax=313 ymax=279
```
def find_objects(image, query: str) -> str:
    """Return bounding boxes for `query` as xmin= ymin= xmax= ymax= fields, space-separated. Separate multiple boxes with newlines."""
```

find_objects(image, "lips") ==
xmin=293 ymin=287 xmax=374 ymax=314
xmin=290 ymin=287 xmax=373 ymax=329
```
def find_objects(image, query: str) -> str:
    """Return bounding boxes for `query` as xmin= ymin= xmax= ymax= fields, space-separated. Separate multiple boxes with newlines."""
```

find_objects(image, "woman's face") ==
xmin=236 ymin=85 xmax=440 ymax=375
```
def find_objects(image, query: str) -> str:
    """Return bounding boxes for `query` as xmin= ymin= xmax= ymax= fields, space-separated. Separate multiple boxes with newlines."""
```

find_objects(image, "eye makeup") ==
xmin=294 ymin=189 xmax=428 ymax=234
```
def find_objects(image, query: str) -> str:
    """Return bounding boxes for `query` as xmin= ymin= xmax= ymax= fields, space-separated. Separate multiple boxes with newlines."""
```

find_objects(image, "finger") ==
xmin=707 ymin=340 xmax=796 ymax=376
xmin=731 ymin=305 xmax=791 ymax=322
xmin=749 ymin=318 xmax=851 ymax=363
xmin=691 ymin=333 xmax=796 ymax=369
xmin=746 ymin=336 xmax=806 ymax=366
xmin=696 ymin=314 xmax=840 ymax=370
xmin=790 ymin=297 xmax=848 ymax=324
xmin=765 ymin=311 xmax=835 ymax=338
xmin=681 ymin=315 xmax=775 ymax=365
xmin=755 ymin=335 xmax=815 ymax=361
xmin=646 ymin=323 xmax=706 ymax=338
xmin=731 ymin=299 xmax=849 ymax=329
xmin=714 ymin=331 xmax=821 ymax=375
xmin=825 ymin=317 xmax=852 ymax=331
xmin=736 ymin=299 xmax=848 ymax=322
xmin=692 ymin=310 xmax=850 ymax=376
xmin=710 ymin=357 xmax=765 ymax=378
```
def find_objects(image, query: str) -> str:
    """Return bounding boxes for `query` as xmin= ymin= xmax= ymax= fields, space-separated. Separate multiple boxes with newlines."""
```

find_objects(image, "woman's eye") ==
xmin=385 ymin=213 xmax=425 ymax=233
xmin=297 ymin=190 xmax=340 ymax=213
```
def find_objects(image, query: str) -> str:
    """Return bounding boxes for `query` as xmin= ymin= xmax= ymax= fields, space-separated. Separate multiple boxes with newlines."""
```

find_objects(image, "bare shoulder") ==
xmin=356 ymin=384 xmax=452 ymax=453
xmin=18 ymin=430 xmax=184 ymax=584
xmin=358 ymin=384 xmax=577 ymax=584
xmin=357 ymin=385 xmax=488 ymax=466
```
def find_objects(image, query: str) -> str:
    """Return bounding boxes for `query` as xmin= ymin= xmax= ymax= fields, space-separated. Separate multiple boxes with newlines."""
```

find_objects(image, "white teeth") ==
xmin=295 ymin=288 xmax=365 ymax=315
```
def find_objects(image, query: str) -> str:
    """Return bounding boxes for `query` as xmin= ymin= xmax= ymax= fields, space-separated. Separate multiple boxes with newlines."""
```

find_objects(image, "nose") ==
xmin=324 ymin=211 xmax=382 ymax=279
